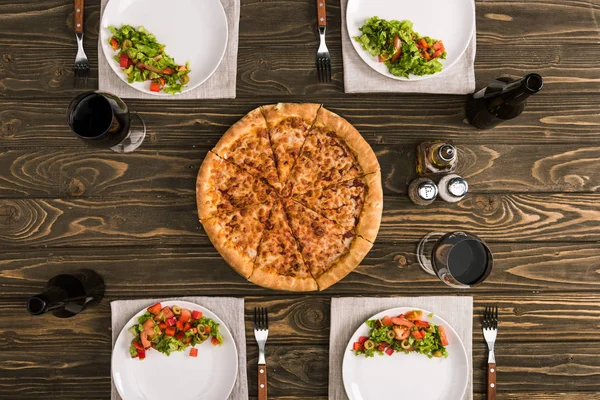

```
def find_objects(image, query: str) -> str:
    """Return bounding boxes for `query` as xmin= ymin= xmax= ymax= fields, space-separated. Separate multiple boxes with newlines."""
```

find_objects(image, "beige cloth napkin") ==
xmin=340 ymin=0 xmax=476 ymax=94
xmin=111 ymin=297 xmax=248 ymax=400
xmin=98 ymin=0 xmax=239 ymax=99
xmin=329 ymin=296 xmax=473 ymax=400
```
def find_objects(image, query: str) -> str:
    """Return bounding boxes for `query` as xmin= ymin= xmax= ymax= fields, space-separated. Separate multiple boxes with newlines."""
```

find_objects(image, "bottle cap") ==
xmin=438 ymin=144 xmax=456 ymax=162
xmin=447 ymin=177 xmax=468 ymax=197
xmin=417 ymin=181 xmax=438 ymax=201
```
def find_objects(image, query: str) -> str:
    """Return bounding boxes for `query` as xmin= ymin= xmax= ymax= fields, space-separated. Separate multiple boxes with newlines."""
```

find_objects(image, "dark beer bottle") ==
xmin=27 ymin=270 xmax=104 ymax=318
xmin=466 ymin=73 xmax=543 ymax=129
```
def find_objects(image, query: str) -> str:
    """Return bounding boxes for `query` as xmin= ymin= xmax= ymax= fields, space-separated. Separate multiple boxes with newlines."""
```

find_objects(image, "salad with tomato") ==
xmin=129 ymin=302 xmax=223 ymax=360
xmin=108 ymin=25 xmax=191 ymax=94
xmin=354 ymin=17 xmax=446 ymax=78
xmin=352 ymin=310 xmax=449 ymax=359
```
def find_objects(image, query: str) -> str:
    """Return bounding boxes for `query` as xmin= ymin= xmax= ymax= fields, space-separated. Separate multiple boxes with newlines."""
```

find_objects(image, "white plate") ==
xmin=112 ymin=300 xmax=238 ymax=400
xmin=343 ymin=307 xmax=468 ymax=400
xmin=346 ymin=0 xmax=475 ymax=81
xmin=100 ymin=0 xmax=228 ymax=95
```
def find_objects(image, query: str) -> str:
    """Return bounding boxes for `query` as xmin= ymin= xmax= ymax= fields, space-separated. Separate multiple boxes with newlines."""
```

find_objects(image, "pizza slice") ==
xmin=262 ymin=103 xmax=321 ymax=185
xmin=202 ymin=199 xmax=275 ymax=279
xmin=249 ymin=200 xmax=318 ymax=291
xmin=283 ymin=199 xmax=373 ymax=291
xmin=196 ymin=151 xmax=277 ymax=220
xmin=292 ymin=171 xmax=383 ymax=243
xmin=286 ymin=108 xmax=380 ymax=196
xmin=212 ymin=107 xmax=281 ymax=190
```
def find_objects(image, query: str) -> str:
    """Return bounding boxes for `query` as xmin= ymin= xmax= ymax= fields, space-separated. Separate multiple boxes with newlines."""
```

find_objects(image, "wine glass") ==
xmin=67 ymin=91 xmax=146 ymax=153
xmin=417 ymin=231 xmax=493 ymax=289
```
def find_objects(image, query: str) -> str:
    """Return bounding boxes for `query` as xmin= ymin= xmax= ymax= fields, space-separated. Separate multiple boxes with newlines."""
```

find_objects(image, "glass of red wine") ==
xmin=417 ymin=231 xmax=493 ymax=288
xmin=67 ymin=91 xmax=146 ymax=153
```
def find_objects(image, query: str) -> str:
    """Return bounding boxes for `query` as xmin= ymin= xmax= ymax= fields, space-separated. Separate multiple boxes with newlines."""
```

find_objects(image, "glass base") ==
xmin=416 ymin=232 xmax=445 ymax=276
xmin=111 ymin=112 xmax=146 ymax=153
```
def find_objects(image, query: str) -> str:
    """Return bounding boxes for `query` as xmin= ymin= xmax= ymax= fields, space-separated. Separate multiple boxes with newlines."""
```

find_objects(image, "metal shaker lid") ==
xmin=417 ymin=181 xmax=438 ymax=200
xmin=447 ymin=177 xmax=468 ymax=197
xmin=437 ymin=144 xmax=456 ymax=162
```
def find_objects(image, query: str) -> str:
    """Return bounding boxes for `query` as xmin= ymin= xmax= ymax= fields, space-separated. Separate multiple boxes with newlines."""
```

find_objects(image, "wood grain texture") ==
xmin=1 ymin=143 xmax=600 ymax=199
xmin=0 ymin=97 xmax=599 ymax=148
xmin=1 ymin=193 xmax=600 ymax=248
xmin=0 ymin=0 xmax=599 ymax=397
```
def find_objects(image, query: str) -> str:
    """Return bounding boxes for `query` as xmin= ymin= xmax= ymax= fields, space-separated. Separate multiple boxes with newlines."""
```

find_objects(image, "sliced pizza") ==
xmin=283 ymin=198 xmax=373 ymax=290
xmin=202 ymin=199 xmax=275 ymax=279
xmin=212 ymin=107 xmax=281 ymax=190
xmin=249 ymin=200 xmax=318 ymax=292
xmin=261 ymin=103 xmax=321 ymax=186
xmin=286 ymin=108 xmax=380 ymax=196
xmin=292 ymin=171 xmax=383 ymax=243
xmin=196 ymin=151 xmax=277 ymax=220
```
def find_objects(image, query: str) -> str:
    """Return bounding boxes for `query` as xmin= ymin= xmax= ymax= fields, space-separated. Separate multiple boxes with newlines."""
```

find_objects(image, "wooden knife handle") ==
xmin=74 ymin=0 xmax=84 ymax=33
xmin=316 ymin=0 xmax=326 ymax=27
xmin=488 ymin=363 xmax=496 ymax=400
xmin=258 ymin=364 xmax=267 ymax=400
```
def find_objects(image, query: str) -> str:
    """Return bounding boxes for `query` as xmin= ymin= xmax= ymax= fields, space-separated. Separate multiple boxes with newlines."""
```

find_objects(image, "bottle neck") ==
xmin=28 ymin=286 xmax=72 ymax=315
xmin=496 ymin=73 xmax=543 ymax=105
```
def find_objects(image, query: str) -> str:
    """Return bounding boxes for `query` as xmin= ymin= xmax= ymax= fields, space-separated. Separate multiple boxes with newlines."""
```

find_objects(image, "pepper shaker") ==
xmin=408 ymin=178 xmax=438 ymax=206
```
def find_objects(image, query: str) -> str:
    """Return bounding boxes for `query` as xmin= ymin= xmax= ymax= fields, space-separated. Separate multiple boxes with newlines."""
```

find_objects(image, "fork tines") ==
xmin=74 ymin=64 xmax=89 ymax=88
xmin=317 ymin=57 xmax=331 ymax=83
xmin=483 ymin=304 xmax=498 ymax=329
xmin=254 ymin=307 xmax=269 ymax=331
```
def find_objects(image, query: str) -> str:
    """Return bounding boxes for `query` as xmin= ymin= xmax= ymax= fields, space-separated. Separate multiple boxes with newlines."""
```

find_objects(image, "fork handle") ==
xmin=316 ymin=0 xmax=326 ymax=27
xmin=487 ymin=363 xmax=496 ymax=400
xmin=258 ymin=364 xmax=267 ymax=400
xmin=74 ymin=0 xmax=84 ymax=33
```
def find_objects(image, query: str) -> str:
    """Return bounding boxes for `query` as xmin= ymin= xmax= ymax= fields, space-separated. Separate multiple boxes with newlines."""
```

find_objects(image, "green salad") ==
xmin=108 ymin=25 xmax=190 ymax=94
xmin=129 ymin=302 xmax=223 ymax=360
xmin=352 ymin=310 xmax=449 ymax=359
xmin=354 ymin=17 xmax=446 ymax=78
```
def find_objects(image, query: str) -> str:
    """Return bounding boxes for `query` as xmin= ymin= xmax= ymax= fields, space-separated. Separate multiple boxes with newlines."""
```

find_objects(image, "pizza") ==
xmin=196 ymin=104 xmax=383 ymax=291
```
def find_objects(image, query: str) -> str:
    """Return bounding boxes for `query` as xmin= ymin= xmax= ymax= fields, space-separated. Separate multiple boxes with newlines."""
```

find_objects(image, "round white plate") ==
xmin=343 ymin=307 xmax=468 ymax=400
xmin=346 ymin=0 xmax=475 ymax=81
xmin=112 ymin=300 xmax=238 ymax=400
xmin=100 ymin=0 xmax=228 ymax=96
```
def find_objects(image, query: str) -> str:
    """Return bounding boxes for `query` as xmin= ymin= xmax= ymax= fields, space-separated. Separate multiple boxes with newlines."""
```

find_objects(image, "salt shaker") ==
xmin=438 ymin=174 xmax=468 ymax=203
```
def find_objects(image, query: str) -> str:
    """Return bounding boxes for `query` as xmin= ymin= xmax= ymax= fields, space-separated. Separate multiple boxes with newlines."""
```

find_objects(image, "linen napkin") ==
xmin=110 ymin=297 xmax=248 ymax=400
xmin=340 ymin=0 xmax=476 ymax=94
xmin=329 ymin=296 xmax=473 ymax=400
xmin=98 ymin=0 xmax=240 ymax=99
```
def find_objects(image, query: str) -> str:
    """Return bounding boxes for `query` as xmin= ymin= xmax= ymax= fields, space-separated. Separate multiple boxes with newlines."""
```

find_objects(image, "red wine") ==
xmin=447 ymin=239 xmax=490 ymax=285
xmin=466 ymin=73 xmax=543 ymax=129
xmin=432 ymin=232 xmax=493 ymax=287
xmin=67 ymin=92 xmax=131 ymax=147
xmin=27 ymin=270 xmax=104 ymax=318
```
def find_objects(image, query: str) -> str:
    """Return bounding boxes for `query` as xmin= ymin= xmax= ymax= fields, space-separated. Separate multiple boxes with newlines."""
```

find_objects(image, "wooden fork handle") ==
xmin=258 ymin=364 xmax=267 ymax=400
xmin=74 ymin=0 xmax=84 ymax=33
xmin=316 ymin=0 xmax=326 ymax=27
xmin=488 ymin=363 xmax=496 ymax=400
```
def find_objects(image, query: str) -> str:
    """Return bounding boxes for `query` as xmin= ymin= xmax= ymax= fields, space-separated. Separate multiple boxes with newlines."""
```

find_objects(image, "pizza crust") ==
xmin=213 ymin=107 xmax=265 ymax=155
xmin=312 ymin=108 xmax=380 ymax=176
xmin=261 ymin=103 xmax=321 ymax=127
xmin=202 ymin=216 xmax=262 ymax=279
xmin=316 ymin=236 xmax=373 ymax=291
xmin=249 ymin=268 xmax=318 ymax=292
xmin=356 ymin=171 xmax=384 ymax=243
xmin=196 ymin=151 xmax=222 ymax=220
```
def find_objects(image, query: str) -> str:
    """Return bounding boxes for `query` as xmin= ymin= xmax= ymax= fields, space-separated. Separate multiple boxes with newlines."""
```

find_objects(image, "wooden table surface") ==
xmin=1 ymin=0 xmax=599 ymax=399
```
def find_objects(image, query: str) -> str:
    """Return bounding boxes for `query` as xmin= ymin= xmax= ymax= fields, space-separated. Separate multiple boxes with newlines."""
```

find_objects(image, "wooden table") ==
xmin=1 ymin=0 xmax=599 ymax=399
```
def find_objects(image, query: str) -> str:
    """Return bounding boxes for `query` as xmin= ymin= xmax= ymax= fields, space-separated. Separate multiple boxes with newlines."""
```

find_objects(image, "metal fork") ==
xmin=483 ymin=304 xmax=498 ymax=400
xmin=74 ymin=0 xmax=89 ymax=88
xmin=315 ymin=0 xmax=331 ymax=82
xmin=253 ymin=307 xmax=269 ymax=400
